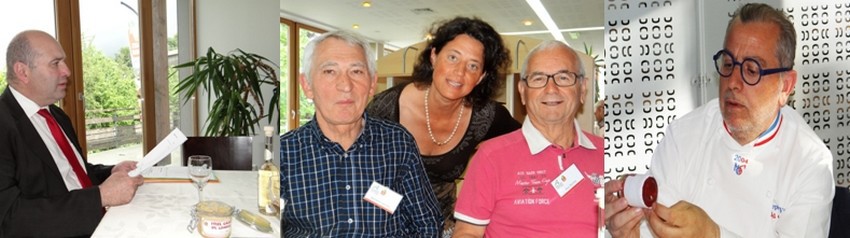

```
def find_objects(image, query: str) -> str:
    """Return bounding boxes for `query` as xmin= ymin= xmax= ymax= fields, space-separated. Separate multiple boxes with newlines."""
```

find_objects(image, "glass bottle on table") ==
xmin=258 ymin=126 xmax=280 ymax=216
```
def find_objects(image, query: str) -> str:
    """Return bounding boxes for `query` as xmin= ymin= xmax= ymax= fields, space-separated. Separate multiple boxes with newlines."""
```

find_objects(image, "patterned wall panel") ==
xmin=605 ymin=0 xmax=850 ymax=185
xmin=792 ymin=2 xmax=850 ymax=186
xmin=604 ymin=0 xmax=700 ymax=180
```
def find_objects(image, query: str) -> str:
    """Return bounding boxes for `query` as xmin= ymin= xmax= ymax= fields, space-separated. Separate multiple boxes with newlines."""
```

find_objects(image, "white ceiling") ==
xmin=280 ymin=0 xmax=603 ymax=55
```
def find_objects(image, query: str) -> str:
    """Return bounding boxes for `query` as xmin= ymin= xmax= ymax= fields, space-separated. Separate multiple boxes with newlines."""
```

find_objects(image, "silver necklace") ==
xmin=424 ymin=87 xmax=464 ymax=146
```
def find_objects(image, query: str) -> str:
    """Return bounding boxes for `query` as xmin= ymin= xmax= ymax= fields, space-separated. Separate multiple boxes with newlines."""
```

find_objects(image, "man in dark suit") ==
xmin=0 ymin=30 xmax=144 ymax=237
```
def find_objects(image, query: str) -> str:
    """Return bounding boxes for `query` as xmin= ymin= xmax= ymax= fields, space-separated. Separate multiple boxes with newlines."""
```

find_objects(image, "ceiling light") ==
xmin=424 ymin=33 xmax=433 ymax=40
xmin=523 ymin=20 xmax=533 ymax=26
xmin=526 ymin=0 xmax=565 ymax=41
xmin=361 ymin=1 xmax=371 ymax=7
xmin=352 ymin=24 xmax=360 ymax=29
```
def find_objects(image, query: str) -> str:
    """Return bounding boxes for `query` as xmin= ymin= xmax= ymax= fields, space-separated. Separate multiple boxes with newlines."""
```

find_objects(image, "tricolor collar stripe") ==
xmin=722 ymin=111 xmax=782 ymax=147
xmin=754 ymin=114 xmax=782 ymax=147
xmin=758 ymin=111 xmax=782 ymax=138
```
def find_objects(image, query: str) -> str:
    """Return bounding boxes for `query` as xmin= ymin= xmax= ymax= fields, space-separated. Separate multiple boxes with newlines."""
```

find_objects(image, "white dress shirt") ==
xmin=9 ymin=86 xmax=87 ymax=191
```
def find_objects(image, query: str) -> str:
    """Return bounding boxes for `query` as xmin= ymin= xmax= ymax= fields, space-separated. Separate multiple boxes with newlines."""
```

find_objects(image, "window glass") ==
xmin=297 ymin=28 xmax=320 ymax=126
xmin=80 ymin=0 xmax=143 ymax=165
xmin=280 ymin=23 xmax=290 ymax=133
xmin=166 ymin=0 xmax=182 ymax=165
xmin=0 ymin=1 xmax=56 ymax=93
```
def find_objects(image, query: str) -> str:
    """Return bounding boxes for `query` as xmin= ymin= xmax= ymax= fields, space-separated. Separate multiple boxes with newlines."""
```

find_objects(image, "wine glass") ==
xmin=188 ymin=155 xmax=213 ymax=203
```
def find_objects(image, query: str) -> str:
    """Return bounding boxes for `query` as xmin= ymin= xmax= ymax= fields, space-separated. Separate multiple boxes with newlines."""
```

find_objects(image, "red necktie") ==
xmin=37 ymin=109 xmax=93 ymax=188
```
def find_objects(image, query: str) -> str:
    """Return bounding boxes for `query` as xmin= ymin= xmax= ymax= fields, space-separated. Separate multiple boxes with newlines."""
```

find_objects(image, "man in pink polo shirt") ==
xmin=453 ymin=40 xmax=604 ymax=238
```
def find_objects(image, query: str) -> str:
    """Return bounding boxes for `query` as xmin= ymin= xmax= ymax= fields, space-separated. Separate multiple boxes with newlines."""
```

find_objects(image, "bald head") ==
xmin=521 ymin=40 xmax=585 ymax=80
xmin=5 ymin=30 xmax=53 ymax=83
xmin=5 ymin=30 xmax=71 ymax=106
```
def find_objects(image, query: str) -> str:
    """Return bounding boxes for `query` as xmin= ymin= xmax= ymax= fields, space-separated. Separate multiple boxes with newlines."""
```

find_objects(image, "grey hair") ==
xmin=300 ymin=30 xmax=376 ymax=84
xmin=727 ymin=3 xmax=796 ymax=68
xmin=520 ymin=40 xmax=585 ymax=80
xmin=5 ymin=31 xmax=39 ymax=82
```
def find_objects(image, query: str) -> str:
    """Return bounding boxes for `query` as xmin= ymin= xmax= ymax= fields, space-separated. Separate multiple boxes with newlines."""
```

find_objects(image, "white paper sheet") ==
xmin=128 ymin=128 xmax=187 ymax=177
xmin=142 ymin=166 xmax=188 ymax=179
xmin=141 ymin=166 xmax=218 ymax=181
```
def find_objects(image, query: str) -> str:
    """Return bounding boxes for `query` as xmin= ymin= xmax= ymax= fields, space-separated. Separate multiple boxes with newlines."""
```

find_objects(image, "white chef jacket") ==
xmin=641 ymin=98 xmax=834 ymax=237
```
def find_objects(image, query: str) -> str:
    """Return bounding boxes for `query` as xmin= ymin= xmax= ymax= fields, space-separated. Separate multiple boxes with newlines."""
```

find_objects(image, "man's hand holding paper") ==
xmin=128 ymin=128 xmax=188 ymax=177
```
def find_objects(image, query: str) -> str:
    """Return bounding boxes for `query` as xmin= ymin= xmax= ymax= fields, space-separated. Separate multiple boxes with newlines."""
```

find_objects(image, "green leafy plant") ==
xmin=173 ymin=47 xmax=279 ymax=136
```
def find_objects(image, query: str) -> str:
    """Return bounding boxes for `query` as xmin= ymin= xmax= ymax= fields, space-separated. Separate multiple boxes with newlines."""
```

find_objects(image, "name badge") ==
xmin=551 ymin=164 xmax=583 ymax=197
xmin=363 ymin=181 xmax=403 ymax=214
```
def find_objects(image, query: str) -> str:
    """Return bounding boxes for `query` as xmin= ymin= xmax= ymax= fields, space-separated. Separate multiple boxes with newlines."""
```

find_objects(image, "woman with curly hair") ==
xmin=366 ymin=16 xmax=520 ymax=236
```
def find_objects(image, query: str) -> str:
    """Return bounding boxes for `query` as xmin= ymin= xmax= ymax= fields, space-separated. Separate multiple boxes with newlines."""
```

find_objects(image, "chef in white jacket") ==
xmin=604 ymin=3 xmax=834 ymax=237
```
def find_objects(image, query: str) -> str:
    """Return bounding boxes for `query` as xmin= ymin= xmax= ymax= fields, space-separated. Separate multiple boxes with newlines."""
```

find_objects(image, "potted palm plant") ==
xmin=173 ymin=47 xmax=279 ymax=136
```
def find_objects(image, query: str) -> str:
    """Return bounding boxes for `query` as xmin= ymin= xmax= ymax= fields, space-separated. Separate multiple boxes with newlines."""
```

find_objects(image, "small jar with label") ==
xmin=196 ymin=200 xmax=233 ymax=238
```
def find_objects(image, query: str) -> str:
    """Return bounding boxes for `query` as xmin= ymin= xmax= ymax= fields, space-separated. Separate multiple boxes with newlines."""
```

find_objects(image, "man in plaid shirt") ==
xmin=281 ymin=30 xmax=442 ymax=237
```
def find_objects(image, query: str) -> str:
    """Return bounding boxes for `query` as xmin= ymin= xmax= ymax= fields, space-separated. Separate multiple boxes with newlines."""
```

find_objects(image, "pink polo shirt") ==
xmin=454 ymin=118 xmax=603 ymax=237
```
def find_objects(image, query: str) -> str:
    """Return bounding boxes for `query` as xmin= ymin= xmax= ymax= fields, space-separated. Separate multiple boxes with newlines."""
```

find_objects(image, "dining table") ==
xmin=92 ymin=170 xmax=280 ymax=237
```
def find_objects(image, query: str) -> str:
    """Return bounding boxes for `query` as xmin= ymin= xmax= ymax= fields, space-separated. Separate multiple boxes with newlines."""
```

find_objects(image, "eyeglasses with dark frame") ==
xmin=712 ymin=49 xmax=792 ymax=86
xmin=521 ymin=70 xmax=583 ymax=88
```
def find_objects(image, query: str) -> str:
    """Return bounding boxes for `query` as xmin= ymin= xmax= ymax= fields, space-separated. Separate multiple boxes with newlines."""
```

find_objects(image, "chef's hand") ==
xmin=647 ymin=200 xmax=719 ymax=238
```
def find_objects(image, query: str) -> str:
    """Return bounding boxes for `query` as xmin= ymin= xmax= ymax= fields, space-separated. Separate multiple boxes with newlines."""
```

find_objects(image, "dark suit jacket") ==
xmin=0 ymin=88 xmax=113 ymax=237
xmin=830 ymin=186 xmax=850 ymax=238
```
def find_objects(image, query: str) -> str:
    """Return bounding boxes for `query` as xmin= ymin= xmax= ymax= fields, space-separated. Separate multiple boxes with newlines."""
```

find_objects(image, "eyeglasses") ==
xmin=713 ymin=49 xmax=792 ymax=86
xmin=522 ymin=71 xmax=583 ymax=88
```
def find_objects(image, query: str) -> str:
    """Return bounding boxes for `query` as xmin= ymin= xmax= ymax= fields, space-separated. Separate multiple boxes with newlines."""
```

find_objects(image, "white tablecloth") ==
xmin=92 ymin=170 xmax=280 ymax=237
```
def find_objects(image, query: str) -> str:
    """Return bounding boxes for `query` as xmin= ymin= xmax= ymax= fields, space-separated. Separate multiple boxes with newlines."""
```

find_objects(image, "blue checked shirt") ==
xmin=281 ymin=114 xmax=442 ymax=237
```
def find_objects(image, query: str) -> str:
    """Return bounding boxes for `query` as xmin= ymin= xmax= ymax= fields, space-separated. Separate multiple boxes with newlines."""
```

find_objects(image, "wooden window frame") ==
xmin=280 ymin=18 xmax=326 ymax=131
